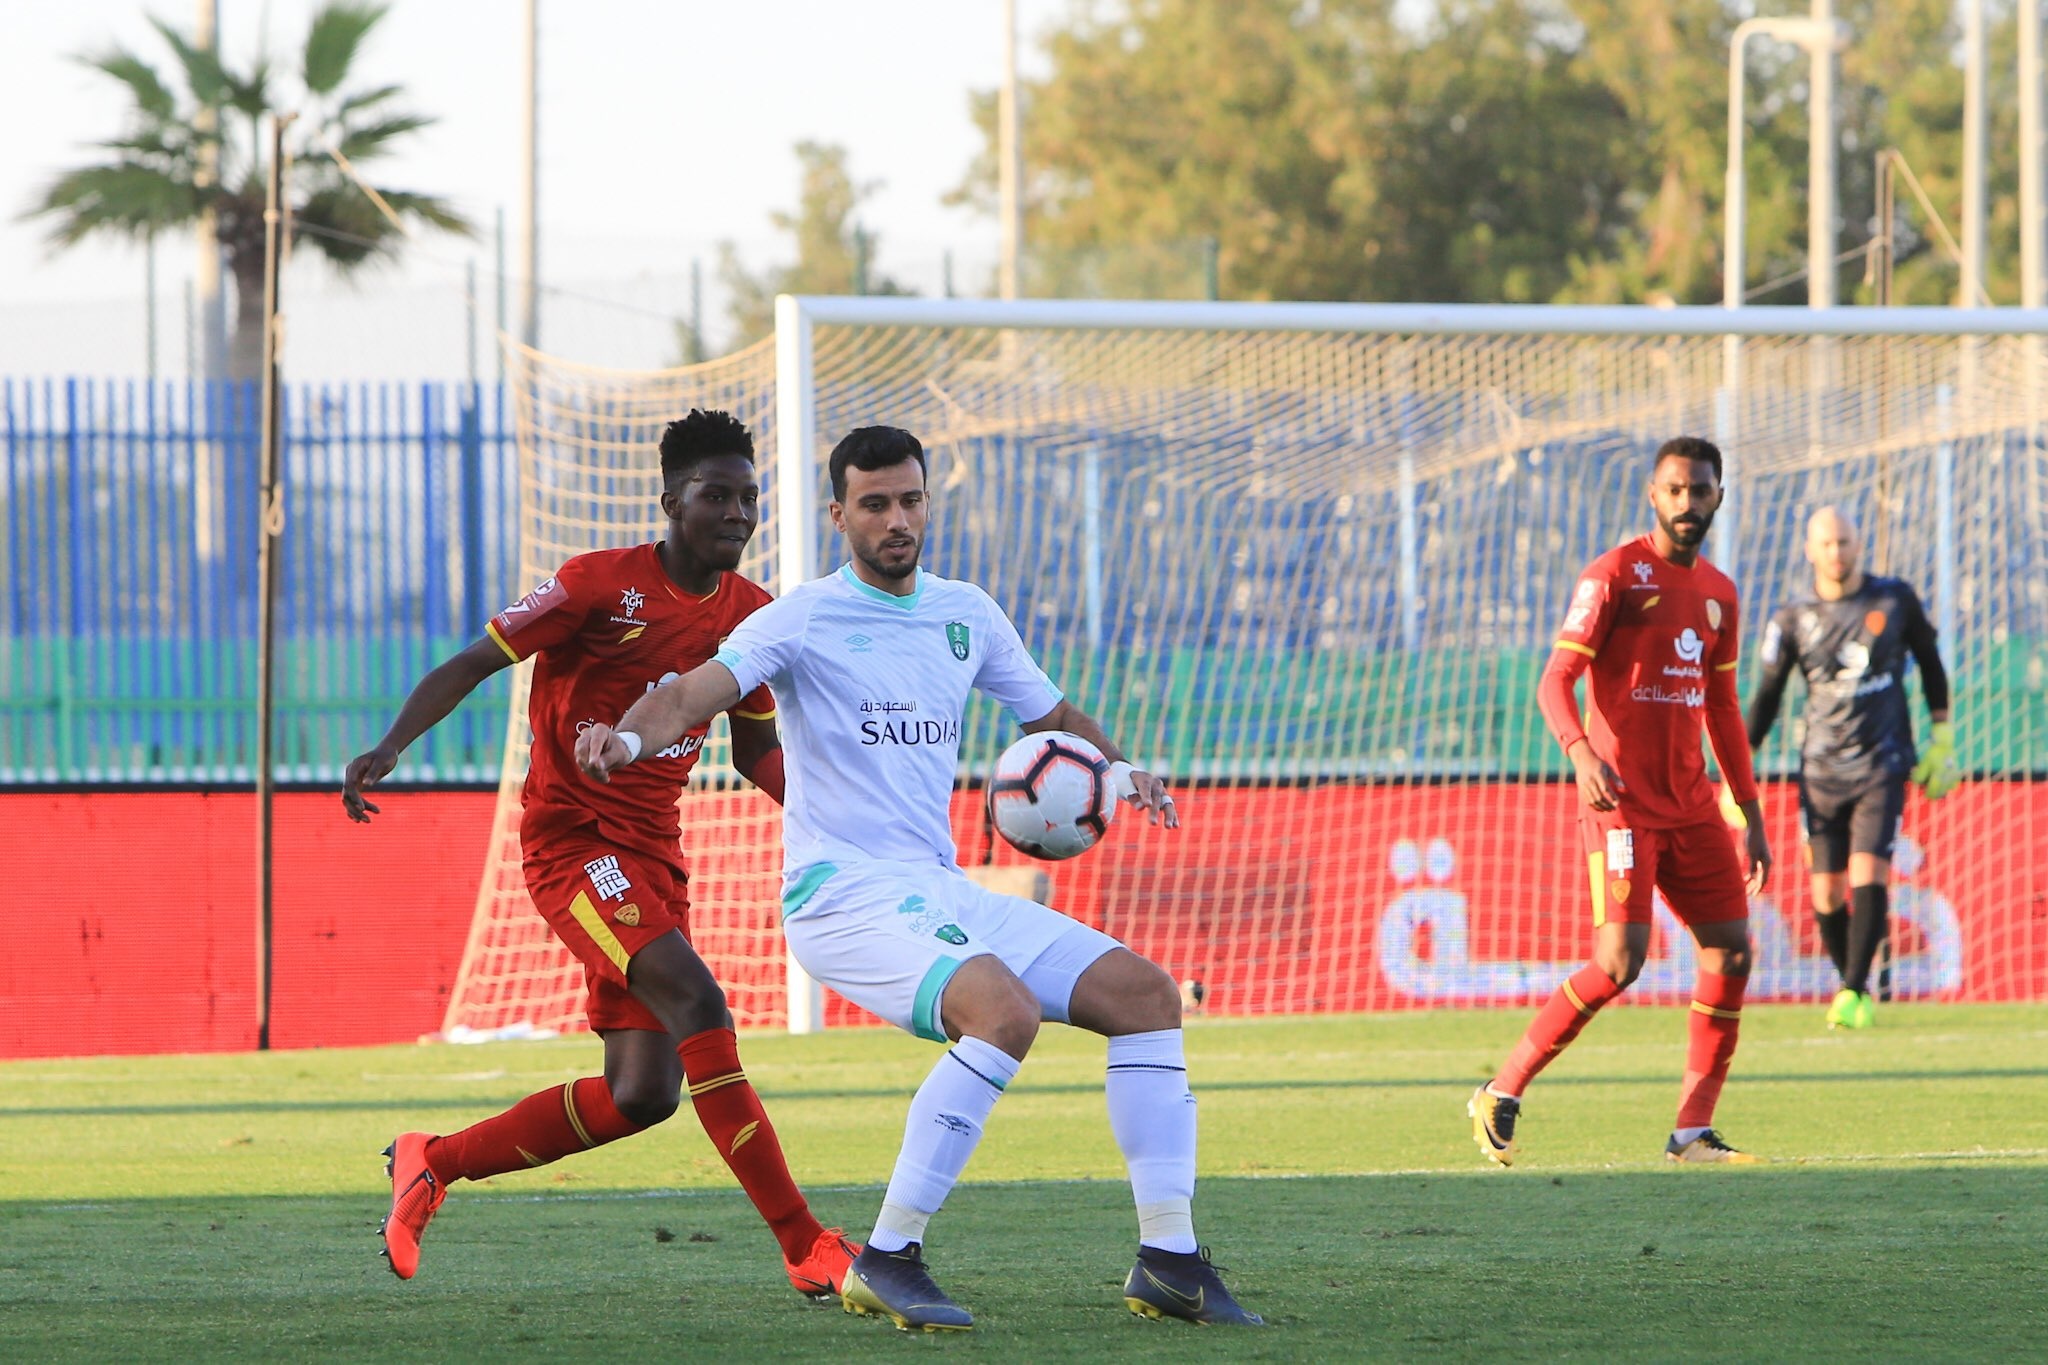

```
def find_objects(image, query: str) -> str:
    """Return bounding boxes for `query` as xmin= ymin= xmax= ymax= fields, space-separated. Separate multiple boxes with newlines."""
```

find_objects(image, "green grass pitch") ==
xmin=4 ymin=1005 xmax=2045 ymax=1360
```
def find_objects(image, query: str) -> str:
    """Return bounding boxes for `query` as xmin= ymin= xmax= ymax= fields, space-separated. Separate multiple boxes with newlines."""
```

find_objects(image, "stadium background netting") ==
xmin=445 ymin=307 xmax=2048 ymax=1035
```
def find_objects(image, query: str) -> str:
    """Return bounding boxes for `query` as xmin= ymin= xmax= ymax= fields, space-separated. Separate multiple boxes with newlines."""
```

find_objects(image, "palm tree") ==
xmin=24 ymin=3 xmax=470 ymax=380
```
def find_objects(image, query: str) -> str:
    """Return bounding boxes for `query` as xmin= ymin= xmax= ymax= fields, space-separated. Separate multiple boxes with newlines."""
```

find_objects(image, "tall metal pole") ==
xmin=194 ymin=0 xmax=228 ymax=381
xmin=2024 ymin=0 xmax=2045 ymax=308
xmin=145 ymin=228 xmax=158 ymax=382
xmin=254 ymin=113 xmax=294 ymax=1053
xmin=518 ymin=0 xmax=541 ymax=347
xmin=1724 ymin=34 xmax=1751 ymax=311
xmin=1808 ymin=0 xmax=1837 ymax=309
xmin=494 ymin=205 xmax=507 ymax=384
xmin=1961 ymin=0 xmax=1988 ymax=308
xmin=998 ymin=0 xmax=1022 ymax=300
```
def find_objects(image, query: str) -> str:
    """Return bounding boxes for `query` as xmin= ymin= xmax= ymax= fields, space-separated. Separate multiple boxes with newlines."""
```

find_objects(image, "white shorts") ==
xmin=784 ymin=861 xmax=1124 ymax=1042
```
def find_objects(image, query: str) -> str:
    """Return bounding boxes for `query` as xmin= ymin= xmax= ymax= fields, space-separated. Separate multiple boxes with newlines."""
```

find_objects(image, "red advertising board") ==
xmin=3 ymin=780 xmax=2042 ymax=1059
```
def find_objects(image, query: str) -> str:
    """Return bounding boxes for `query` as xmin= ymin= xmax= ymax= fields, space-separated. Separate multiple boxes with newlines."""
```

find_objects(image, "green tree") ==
xmin=954 ymin=0 xmax=1640 ymax=304
xmin=23 ymin=3 xmax=470 ymax=379
xmin=957 ymin=0 xmax=2023 ymax=307
xmin=720 ymin=142 xmax=910 ymax=349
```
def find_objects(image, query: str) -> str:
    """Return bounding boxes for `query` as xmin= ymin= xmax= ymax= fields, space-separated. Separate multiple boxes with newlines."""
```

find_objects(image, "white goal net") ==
xmin=445 ymin=302 xmax=2048 ymax=1036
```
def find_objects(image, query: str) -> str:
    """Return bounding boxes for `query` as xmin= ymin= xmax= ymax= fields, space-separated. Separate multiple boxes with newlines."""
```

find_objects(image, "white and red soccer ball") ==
xmin=987 ymin=731 xmax=1119 ymax=861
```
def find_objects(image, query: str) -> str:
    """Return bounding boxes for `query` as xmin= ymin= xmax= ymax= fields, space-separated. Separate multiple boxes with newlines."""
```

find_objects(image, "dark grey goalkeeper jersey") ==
xmin=1745 ymin=576 xmax=1950 ymax=785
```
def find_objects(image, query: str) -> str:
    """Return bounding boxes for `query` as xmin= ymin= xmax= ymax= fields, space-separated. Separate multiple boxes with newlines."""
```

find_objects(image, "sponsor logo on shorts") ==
xmin=1610 ymin=879 xmax=1631 ymax=904
xmin=896 ymin=894 xmax=970 ymax=944
xmin=1605 ymin=828 xmax=1635 ymax=873
xmin=584 ymin=854 xmax=632 ymax=901
xmin=614 ymin=902 xmax=641 ymax=927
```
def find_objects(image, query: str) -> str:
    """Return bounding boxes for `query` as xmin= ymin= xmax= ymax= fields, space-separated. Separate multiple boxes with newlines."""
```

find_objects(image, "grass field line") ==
xmin=25 ymin=1146 xmax=2046 ymax=1219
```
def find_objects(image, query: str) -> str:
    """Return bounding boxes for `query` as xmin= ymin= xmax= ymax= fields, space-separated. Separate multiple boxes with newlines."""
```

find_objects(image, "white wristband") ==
xmin=616 ymin=730 xmax=644 ymax=764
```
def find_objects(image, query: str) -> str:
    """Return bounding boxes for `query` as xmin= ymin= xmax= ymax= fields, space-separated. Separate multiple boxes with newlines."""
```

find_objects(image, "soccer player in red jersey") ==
xmin=1470 ymin=436 xmax=1773 ymax=1166
xmin=341 ymin=410 xmax=857 ymax=1295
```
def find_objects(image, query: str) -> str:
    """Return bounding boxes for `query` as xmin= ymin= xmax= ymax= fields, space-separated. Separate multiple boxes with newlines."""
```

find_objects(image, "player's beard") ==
xmin=1660 ymin=506 xmax=1714 ymax=549
xmin=857 ymin=529 xmax=921 ymax=581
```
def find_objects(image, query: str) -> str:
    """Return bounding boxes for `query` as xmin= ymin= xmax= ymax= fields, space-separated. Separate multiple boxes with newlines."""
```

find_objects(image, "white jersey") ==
xmin=713 ymin=564 xmax=1063 ymax=909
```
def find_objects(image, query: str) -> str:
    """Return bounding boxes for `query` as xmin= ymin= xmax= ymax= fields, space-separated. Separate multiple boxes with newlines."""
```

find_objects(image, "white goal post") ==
xmin=446 ymin=299 xmax=2048 ymax=1042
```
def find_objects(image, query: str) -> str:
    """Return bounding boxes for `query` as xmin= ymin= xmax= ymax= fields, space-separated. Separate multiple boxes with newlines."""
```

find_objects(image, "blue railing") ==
xmin=1 ymin=378 xmax=521 ymax=782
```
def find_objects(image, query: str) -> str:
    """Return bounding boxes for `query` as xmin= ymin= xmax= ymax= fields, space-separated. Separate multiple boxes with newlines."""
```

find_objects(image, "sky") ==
xmin=0 ymin=0 xmax=1063 ymax=376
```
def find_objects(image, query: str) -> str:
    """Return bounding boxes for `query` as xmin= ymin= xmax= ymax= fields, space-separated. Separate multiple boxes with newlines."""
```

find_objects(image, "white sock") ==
xmin=1673 ymin=1125 xmax=1711 ymax=1145
xmin=1107 ymin=1028 xmax=1198 ymax=1255
xmin=868 ymin=1035 xmax=1020 ymax=1252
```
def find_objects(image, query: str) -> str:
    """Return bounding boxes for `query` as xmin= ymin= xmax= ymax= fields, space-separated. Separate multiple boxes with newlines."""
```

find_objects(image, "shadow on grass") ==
xmin=3 ymin=1167 xmax=2044 ymax=1360
xmin=10 ymin=1066 xmax=2048 ymax=1121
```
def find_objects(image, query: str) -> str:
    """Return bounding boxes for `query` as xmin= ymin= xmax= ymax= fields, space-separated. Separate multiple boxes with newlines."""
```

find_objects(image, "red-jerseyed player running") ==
xmin=1470 ymin=436 xmax=1773 ymax=1166
xmin=342 ymin=410 xmax=857 ymax=1296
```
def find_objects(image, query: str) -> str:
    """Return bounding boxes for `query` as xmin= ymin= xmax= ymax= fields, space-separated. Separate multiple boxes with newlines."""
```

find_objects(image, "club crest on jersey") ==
xmin=1705 ymin=599 xmax=1722 ymax=631
xmin=946 ymin=621 xmax=971 ymax=661
xmin=608 ymin=586 xmax=649 ymax=628
xmin=1865 ymin=609 xmax=1887 ymax=635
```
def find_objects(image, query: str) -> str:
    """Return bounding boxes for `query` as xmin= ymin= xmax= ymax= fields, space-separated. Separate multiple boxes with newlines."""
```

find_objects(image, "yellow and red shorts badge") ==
xmin=1609 ymin=879 xmax=1632 ymax=905
xmin=614 ymin=903 xmax=641 ymax=927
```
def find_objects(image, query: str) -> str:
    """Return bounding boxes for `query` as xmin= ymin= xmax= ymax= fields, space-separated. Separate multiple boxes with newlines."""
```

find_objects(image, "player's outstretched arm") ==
xmin=728 ymin=714 xmax=786 ymax=806
xmin=1021 ymin=699 xmax=1178 ymax=827
xmin=575 ymin=660 xmax=741 ymax=784
xmin=343 ymin=638 xmax=515 ymax=823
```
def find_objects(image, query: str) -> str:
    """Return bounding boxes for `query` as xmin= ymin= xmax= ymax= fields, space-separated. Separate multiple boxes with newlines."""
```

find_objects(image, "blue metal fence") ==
xmin=0 ymin=378 xmax=521 ymax=782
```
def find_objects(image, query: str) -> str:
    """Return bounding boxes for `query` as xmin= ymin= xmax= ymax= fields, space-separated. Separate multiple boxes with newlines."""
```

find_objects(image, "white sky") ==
xmin=0 ymin=0 xmax=1063 ymax=375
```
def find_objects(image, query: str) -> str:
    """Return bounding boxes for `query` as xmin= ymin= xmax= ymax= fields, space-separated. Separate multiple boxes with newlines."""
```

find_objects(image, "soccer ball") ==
xmin=988 ymin=731 xmax=1117 ymax=861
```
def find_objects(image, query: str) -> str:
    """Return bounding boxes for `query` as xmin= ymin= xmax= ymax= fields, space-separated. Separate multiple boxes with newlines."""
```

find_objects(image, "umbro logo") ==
xmin=846 ymin=634 xmax=874 ymax=653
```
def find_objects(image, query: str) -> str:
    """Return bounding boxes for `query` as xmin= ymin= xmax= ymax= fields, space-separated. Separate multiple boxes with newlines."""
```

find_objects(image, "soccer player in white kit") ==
xmin=575 ymin=426 xmax=1261 ymax=1332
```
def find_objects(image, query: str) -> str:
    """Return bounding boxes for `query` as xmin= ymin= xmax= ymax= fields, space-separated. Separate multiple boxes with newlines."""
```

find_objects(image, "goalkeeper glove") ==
xmin=1911 ymin=721 xmax=1960 ymax=800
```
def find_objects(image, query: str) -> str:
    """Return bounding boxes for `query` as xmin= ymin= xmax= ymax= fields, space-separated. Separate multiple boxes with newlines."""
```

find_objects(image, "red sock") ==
xmin=1494 ymin=964 xmax=1624 ymax=1095
xmin=426 ymin=1076 xmax=644 ymax=1182
xmin=1676 ymin=971 xmax=1746 ymax=1129
xmin=678 ymin=1028 xmax=826 ymax=1263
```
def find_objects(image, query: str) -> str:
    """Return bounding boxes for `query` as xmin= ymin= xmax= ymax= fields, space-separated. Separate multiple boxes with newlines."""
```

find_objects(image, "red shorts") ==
xmin=523 ymin=840 xmax=691 ymax=1033
xmin=1576 ymin=811 xmax=1748 ymax=928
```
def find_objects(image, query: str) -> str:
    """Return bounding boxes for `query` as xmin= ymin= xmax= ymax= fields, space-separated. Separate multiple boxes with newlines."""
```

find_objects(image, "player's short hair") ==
xmin=829 ymin=425 xmax=927 ymax=501
xmin=659 ymin=409 xmax=754 ymax=486
xmin=1653 ymin=435 xmax=1723 ymax=483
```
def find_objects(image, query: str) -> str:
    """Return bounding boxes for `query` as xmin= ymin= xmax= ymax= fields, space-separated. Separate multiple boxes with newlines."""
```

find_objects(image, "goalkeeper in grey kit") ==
xmin=1744 ymin=508 xmax=1957 ymax=1030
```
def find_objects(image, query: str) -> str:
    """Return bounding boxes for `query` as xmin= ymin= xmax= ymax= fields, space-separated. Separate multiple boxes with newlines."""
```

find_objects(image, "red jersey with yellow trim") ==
xmin=487 ymin=543 xmax=775 ymax=870
xmin=1538 ymin=534 xmax=1757 ymax=829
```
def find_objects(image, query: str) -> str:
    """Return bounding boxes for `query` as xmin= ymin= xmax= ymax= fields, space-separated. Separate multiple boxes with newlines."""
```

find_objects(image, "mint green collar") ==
xmin=837 ymin=562 xmax=923 ymax=610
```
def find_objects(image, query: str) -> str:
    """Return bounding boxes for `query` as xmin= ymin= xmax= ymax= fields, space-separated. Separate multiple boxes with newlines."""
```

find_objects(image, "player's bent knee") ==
xmin=942 ymin=957 xmax=1039 ymax=1058
xmin=610 ymin=1082 xmax=681 ymax=1129
xmin=1593 ymin=950 xmax=1643 ymax=990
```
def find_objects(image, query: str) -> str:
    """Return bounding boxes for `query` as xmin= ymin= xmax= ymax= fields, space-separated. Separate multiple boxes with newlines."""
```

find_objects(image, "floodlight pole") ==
xmin=1723 ymin=13 xmax=1847 ymax=584
xmin=254 ymin=113 xmax=294 ymax=1052
xmin=2024 ymin=0 xmax=2046 ymax=310
xmin=999 ymin=0 xmax=1023 ymax=300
